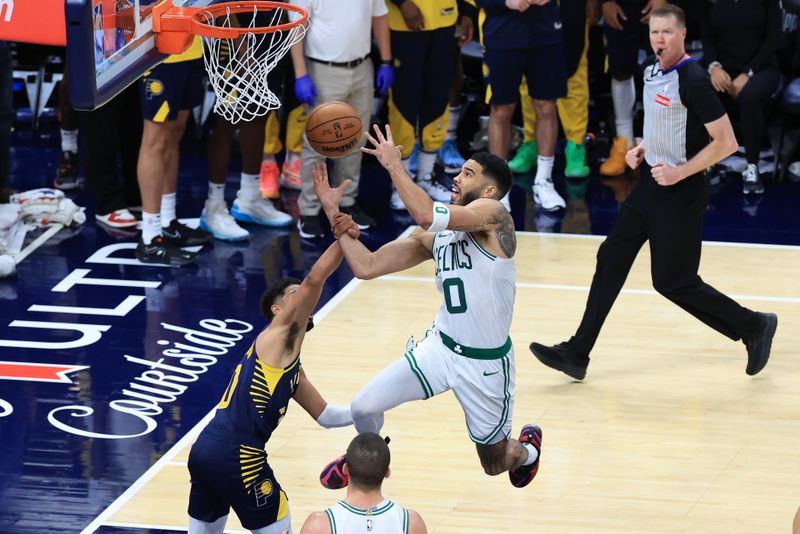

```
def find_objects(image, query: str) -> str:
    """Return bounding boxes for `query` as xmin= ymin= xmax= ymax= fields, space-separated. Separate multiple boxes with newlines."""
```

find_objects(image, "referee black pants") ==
xmin=571 ymin=164 xmax=756 ymax=356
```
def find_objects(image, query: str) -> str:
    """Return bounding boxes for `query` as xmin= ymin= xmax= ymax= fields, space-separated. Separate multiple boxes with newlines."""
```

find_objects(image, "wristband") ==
xmin=428 ymin=202 xmax=451 ymax=233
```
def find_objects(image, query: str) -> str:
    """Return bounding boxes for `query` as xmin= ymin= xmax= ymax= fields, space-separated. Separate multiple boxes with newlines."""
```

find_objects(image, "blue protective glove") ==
xmin=295 ymin=75 xmax=318 ymax=107
xmin=376 ymin=65 xmax=395 ymax=96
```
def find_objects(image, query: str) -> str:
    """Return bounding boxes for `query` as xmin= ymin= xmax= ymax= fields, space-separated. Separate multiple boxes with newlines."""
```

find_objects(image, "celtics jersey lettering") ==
xmin=432 ymin=230 xmax=515 ymax=348
xmin=326 ymin=500 xmax=409 ymax=534
xmin=204 ymin=340 xmax=301 ymax=446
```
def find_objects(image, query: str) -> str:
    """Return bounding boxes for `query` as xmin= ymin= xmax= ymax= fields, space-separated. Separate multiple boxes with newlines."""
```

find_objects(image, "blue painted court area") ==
xmin=1 ymin=125 xmax=800 ymax=534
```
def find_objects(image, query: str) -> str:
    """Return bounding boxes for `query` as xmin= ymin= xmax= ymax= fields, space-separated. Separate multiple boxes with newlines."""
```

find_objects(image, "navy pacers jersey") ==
xmin=204 ymin=341 xmax=302 ymax=447
xmin=188 ymin=340 xmax=301 ymax=529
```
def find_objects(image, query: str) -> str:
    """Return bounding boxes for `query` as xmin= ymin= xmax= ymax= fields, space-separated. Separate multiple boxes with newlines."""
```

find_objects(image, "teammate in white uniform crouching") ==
xmin=312 ymin=124 xmax=543 ymax=490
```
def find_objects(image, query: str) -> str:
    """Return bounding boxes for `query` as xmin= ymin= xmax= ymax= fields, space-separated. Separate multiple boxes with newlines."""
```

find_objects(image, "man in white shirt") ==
xmin=289 ymin=0 xmax=394 ymax=238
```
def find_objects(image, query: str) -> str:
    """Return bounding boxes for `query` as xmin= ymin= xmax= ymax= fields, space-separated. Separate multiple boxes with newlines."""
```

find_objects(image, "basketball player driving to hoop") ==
xmin=312 ymin=124 xmax=543 ymax=490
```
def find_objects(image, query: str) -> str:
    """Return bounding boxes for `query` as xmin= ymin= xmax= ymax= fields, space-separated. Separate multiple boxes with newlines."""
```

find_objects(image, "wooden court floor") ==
xmin=89 ymin=232 xmax=800 ymax=533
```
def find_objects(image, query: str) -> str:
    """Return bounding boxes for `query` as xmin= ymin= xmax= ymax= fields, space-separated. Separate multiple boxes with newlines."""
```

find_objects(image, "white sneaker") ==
xmin=742 ymin=163 xmax=764 ymax=195
xmin=418 ymin=174 xmax=452 ymax=203
xmin=500 ymin=191 xmax=511 ymax=213
xmin=200 ymin=201 xmax=249 ymax=241
xmin=96 ymin=208 xmax=138 ymax=228
xmin=390 ymin=189 xmax=406 ymax=210
xmin=231 ymin=192 xmax=293 ymax=227
xmin=533 ymin=179 xmax=566 ymax=212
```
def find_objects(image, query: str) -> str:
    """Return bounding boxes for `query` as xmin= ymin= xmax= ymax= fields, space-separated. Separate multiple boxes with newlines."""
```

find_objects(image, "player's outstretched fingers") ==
xmin=384 ymin=124 xmax=394 ymax=144
xmin=372 ymin=123 xmax=387 ymax=144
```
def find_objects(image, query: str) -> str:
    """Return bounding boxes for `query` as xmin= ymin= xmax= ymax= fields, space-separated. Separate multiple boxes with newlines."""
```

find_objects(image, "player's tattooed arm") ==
xmin=450 ymin=204 xmax=516 ymax=257
xmin=493 ymin=207 xmax=516 ymax=257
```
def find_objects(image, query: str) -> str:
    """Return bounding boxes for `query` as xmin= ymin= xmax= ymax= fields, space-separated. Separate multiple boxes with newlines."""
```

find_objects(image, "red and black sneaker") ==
xmin=508 ymin=424 xmax=542 ymax=488
xmin=320 ymin=454 xmax=348 ymax=490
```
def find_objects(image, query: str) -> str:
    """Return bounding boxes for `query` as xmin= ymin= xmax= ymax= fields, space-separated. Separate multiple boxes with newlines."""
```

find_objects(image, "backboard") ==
xmin=66 ymin=0 xmax=213 ymax=110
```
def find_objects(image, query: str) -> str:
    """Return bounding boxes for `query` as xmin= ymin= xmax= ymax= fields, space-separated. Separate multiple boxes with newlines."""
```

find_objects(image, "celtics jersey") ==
xmin=325 ymin=500 xmax=409 ymax=534
xmin=203 ymin=340 xmax=302 ymax=447
xmin=431 ymin=230 xmax=515 ymax=349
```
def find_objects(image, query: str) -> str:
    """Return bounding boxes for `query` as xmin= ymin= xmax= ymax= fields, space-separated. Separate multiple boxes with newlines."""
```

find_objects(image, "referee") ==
xmin=529 ymin=5 xmax=777 ymax=381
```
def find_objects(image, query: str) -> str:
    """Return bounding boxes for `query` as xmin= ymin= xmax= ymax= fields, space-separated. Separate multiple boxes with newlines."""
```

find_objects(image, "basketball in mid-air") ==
xmin=305 ymin=101 xmax=362 ymax=158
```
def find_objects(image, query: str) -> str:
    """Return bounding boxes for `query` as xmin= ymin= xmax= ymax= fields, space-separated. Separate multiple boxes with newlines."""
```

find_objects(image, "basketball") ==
xmin=305 ymin=101 xmax=363 ymax=158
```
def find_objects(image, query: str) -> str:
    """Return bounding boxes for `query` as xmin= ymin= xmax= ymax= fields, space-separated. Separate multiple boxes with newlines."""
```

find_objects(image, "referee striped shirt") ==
xmin=642 ymin=56 xmax=727 ymax=169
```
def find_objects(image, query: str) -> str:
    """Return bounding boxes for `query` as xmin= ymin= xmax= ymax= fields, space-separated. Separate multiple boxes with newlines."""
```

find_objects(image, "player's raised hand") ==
xmin=331 ymin=211 xmax=360 ymax=239
xmin=312 ymin=163 xmax=351 ymax=214
xmin=362 ymin=124 xmax=403 ymax=171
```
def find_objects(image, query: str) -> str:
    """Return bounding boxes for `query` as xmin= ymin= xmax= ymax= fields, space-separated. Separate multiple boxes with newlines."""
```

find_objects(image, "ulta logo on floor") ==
xmin=0 ymin=241 xmax=253 ymax=438
xmin=48 ymin=318 xmax=253 ymax=439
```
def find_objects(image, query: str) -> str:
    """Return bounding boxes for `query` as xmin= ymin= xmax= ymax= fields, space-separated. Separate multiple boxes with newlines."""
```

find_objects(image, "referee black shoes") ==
xmin=744 ymin=312 xmax=778 ymax=376
xmin=529 ymin=341 xmax=589 ymax=381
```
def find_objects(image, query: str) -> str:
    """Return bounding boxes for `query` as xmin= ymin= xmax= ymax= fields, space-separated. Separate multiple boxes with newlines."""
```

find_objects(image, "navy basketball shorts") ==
xmin=188 ymin=434 xmax=290 ymax=531
xmin=484 ymin=43 xmax=568 ymax=105
xmin=140 ymin=59 xmax=205 ymax=123
xmin=603 ymin=1 xmax=650 ymax=78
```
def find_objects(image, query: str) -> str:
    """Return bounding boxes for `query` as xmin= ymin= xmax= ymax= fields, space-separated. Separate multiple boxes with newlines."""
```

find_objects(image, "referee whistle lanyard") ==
xmin=661 ymin=53 xmax=694 ymax=75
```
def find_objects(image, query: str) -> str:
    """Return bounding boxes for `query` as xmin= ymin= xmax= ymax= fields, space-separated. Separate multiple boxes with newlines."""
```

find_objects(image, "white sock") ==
xmin=418 ymin=150 xmax=437 ymax=180
xmin=522 ymin=442 xmax=539 ymax=466
xmin=141 ymin=212 xmax=161 ymax=244
xmin=534 ymin=155 xmax=555 ymax=184
xmin=239 ymin=172 xmax=261 ymax=201
xmin=285 ymin=151 xmax=300 ymax=166
xmin=262 ymin=153 xmax=276 ymax=164
xmin=61 ymin=129 xmax=78 ymax=154
xmin=160 ymin=192 xmax=176 ymax=227
xmin=208 ymin=182 xmax=225 ymax=206
xmin=611 ymin=78 xmax=635 ymax=147
xmin=446 ymin=105 xmax=460 ymax=141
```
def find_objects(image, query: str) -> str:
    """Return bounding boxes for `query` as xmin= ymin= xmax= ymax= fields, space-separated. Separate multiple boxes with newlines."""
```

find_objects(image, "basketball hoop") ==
xmin=152 ymin=1 xmax=308 ymax=123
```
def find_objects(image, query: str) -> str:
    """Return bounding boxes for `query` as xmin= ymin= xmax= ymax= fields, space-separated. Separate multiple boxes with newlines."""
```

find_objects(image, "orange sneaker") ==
xmin=599 ymin=136 xmax=629 ymax=176
xmin=280 ymin=158 xmax=301 ymax=190
xmin=260 ymin=160 xmax=280 ymax=199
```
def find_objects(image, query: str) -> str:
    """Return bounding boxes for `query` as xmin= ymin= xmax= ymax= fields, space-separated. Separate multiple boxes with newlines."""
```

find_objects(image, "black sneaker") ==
xmin=135 ymin=236 xmax=197 ymax=266
xmin=54 ymin=151 xmax=80 ymax=191
xmin=297 ymin=215 xmax=325 ymax=239
xmin=744 ymin=312 xmax=778 ymax=375
xmin=340 ymin=203 xmax=375 ymax=230
xmin=529 ymin=341 xmax=589 ymax=380
xmin=162 ymin=219 xmax=213 ymax=247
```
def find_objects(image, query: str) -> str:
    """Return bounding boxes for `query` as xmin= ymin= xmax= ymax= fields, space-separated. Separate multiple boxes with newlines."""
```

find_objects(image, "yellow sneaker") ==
xmin=599 ymin=136 xmax=629 ymax=176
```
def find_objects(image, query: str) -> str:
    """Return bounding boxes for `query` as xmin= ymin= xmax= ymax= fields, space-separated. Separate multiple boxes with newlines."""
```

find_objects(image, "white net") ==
xmin=198 ymin=4 xmax=306 ymax=123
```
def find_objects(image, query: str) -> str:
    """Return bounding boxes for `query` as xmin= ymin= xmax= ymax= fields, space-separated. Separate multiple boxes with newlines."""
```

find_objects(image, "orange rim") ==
xmin=189 ymin=1 xmax=307 ymax=39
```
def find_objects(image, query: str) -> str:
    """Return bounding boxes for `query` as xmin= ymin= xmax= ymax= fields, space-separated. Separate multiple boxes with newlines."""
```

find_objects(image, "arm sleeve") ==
xmin=698 ymin=0 xmax=719 ymax=67
xmin=746 ymin=0 xmax=781 ymax=73
xmin=680 ymin=69 xmax=727 ymax=124
xmin=316 ymin=404 xmax=353 ymax=429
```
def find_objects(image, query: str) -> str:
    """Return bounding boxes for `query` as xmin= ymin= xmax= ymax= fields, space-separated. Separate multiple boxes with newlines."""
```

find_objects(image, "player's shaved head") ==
xmin=345 ymin=432 xmax=390 ymax=490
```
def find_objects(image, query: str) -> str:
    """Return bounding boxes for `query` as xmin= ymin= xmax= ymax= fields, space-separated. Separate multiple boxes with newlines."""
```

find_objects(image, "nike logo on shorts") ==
xmin=483 ymin=370 xmax=499 ymax=377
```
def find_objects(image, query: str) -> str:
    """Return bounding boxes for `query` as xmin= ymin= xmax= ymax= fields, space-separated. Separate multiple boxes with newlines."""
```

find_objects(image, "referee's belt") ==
xmin=306 ymin=54 xmax=370 ymax=69
xmin=439 ymin=330 xmax=512 ymax=360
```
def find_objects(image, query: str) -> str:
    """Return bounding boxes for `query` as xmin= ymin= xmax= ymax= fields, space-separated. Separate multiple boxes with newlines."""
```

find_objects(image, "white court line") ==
xmin=82 ymin=226 xmax=420 ymax=533
xmin=514 ymin=230 xmax=800 ymax=251
xmin=103 ymin=521 xmax=246 ymax=533
xmin=380 ymin=275 xmax=800 ymax=304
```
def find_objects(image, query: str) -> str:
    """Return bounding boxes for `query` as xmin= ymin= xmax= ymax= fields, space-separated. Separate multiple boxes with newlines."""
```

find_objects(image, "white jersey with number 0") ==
xmin=325 ymin=499 xmax=409 ymax=534
xmin=431 ymin=230 xmax=515 ymax=348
